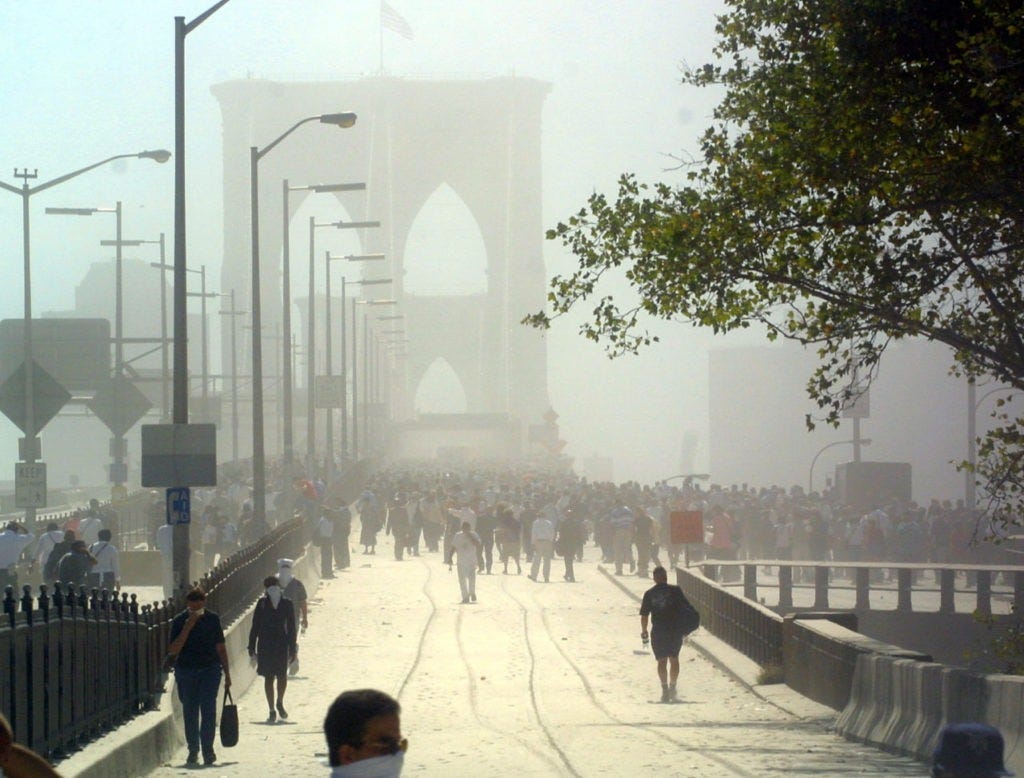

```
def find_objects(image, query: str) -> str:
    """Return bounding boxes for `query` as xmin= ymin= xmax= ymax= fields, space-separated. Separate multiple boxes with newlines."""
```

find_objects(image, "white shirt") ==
xmin=0 ymin=529 xmax=35 ymax=568
xmin=531 ymin=517 xmax=555 ymax=543
xmin=35 ymin=530 xmax=64 ymax=566
xmin=450 ymin=530 xmax=481 ymax=565
xmin=156 ymin=524 xmax=174 ymax=556
xmin=78 ymin=516 xmax=103 ymax=546
xmin=89 ymin=540 xmax=120 ymax=580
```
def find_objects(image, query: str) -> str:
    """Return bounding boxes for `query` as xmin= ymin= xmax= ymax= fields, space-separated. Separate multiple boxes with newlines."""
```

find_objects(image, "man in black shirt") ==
xmin=167 ymin=587 xmax=232 ymax=766
xmin=639 ymin=566 xmax=696 ymax=702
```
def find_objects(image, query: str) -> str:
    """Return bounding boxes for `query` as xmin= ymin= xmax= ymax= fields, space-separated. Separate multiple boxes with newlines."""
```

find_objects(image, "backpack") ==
xmin=678 ymin=593 xmax=701 ymax=635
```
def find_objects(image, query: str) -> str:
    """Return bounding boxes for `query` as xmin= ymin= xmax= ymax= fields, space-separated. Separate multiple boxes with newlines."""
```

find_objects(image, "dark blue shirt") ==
xmin=169 ymin=610 xmax=226 ymax=669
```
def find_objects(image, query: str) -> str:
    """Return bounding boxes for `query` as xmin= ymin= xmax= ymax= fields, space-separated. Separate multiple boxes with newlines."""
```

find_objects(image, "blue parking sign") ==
xmin=166 ymin=487 xmax=191 ymax=525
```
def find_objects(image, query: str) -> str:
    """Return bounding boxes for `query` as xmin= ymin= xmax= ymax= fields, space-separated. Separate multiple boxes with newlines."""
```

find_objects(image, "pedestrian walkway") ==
xmin=146 ymin=547 xmax=927 ymax=776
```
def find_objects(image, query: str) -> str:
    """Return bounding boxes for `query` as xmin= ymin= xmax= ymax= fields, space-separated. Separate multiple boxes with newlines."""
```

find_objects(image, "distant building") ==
xmin=708 ymin=338 xmax=1001 ymax=502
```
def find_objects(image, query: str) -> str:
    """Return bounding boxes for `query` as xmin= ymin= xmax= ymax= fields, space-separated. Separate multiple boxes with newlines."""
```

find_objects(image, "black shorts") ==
xmin=651 ymin=628 xmax=684 ymax=659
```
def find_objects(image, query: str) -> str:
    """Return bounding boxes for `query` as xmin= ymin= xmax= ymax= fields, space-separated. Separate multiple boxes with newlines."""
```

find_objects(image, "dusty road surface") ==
xmin=146 ymin=544 xmax=926 ymax=777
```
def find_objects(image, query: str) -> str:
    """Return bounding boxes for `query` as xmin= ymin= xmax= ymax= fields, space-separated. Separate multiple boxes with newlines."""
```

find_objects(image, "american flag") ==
xmin=381 ymin=1 xmax=414 ymax=40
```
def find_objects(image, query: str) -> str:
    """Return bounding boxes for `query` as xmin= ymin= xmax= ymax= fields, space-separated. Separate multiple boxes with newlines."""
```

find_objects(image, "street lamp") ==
xmin=324 ymin=252 xmax=388 ymax=476
xmin=250 ymin=111 xmax=358 ymax=528
xmin=351 ymin=299 xmax=398 ymax=461
xmin=110 ymin=235 xmax=169 ymax=421
xmin=0 ymin=150 xmax=168 ymax=520
xmin=151 ymin=262 xmax=218 ymax=407
xmin=217 ymin=290 xmax=246 ymax=462
xmin=808 ymin=438 xmax=872 ymax=494
xmin=304 ymin=218 xmax=376 ymax=468
xmin=281 ymin=180 xmax=368 ymax=467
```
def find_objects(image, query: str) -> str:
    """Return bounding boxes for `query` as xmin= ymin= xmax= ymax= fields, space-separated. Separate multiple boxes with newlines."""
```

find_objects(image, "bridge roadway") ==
xmin=135 ymin=546 xmax=925 ymax=777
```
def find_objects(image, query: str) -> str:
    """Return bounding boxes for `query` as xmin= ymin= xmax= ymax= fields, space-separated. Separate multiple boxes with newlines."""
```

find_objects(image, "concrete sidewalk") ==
xmin=131 ymin=541 xmax=929 ymax=777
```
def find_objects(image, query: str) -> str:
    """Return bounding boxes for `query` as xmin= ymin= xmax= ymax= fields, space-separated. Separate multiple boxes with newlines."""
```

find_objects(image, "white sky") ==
xmin=0 ymin=0 xmax=742 ymax=485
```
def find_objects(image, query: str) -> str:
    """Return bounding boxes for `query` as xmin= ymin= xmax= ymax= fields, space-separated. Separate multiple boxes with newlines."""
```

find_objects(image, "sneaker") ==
xmin=267 ymin=710 xmax=277 ymax=723
xmin=203 ymin=751 xmax=217 ymax=766
xmin=186 ymin=751 xmax=199 ymax=765
xmin=661 ymin=686 xmax=671 ymax=703
xmin=276 ymin=701 xmax=288 ymax=719
xmin=527 ymin=574 xmax=536 ymax=581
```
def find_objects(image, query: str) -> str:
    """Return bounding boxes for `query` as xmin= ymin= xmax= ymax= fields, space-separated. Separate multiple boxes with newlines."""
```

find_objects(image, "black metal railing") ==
xmin=0 ymin=516 xmax=305 ymax=760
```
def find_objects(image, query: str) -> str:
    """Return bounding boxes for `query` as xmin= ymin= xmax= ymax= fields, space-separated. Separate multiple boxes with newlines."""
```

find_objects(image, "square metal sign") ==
xmin=15 ymin=462 xmax=47 ymax=509
xmin=141 ymin=423 xmax=217 ymax=486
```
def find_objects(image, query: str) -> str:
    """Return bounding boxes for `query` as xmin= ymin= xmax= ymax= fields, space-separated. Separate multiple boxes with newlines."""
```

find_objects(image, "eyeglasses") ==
xmin=361 ymin=736 xmax=408 ymax=756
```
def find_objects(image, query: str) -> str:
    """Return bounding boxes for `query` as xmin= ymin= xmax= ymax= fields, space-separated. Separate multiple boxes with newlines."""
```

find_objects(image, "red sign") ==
xmin=670 ymin=511 xmax=704 ymax=544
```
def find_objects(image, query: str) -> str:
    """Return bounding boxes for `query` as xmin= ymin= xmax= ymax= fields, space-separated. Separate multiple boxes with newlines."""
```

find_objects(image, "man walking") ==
xmin=447 ymin=521 xmax=482 ymax=604
xmin=316 ymin=510 xmax=335 ymax=578
xmin=88 ymin=528 xmax=120 ymax=591
xmin=639 ymin=566 xmax=699 ymax=702
xmin=528 ymin=513 xmax=555 ymax=582
xmin=167 ymin=587 xmax=231 ymax=766
xmin=0 ymin=521 xmax=34 ymax=592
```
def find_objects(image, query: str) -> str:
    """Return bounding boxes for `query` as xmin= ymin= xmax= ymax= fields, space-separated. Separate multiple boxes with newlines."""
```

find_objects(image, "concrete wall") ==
xmin=835 ymin=654 xmax=1024 ymax=776
xmin=58 ymin=545 xmax=321 ymax=778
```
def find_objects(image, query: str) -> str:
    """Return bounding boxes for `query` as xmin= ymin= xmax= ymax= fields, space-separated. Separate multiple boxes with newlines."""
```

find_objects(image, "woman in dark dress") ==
xmin=247 ymin=575 xmax=297 ymax=722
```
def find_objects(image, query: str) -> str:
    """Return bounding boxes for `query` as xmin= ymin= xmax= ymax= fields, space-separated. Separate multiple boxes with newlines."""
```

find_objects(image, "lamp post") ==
xmin=115 ymin=234 xmax=169 ymax=421
xmin=809 ymin=438 xmax=872 ymax=494
xmin=0 ymin=150 xmax=168 ymax=520
xmin=351 ymin=299 xmax=398 ymax=461
xmin=281 ymin=182 xmax=367 ymax=468
xmin=305 ymin=217 xmax=376 ymax=468
xmin=151 ymin=262 xmax=218 ymax=411
xmin=47 ymin=201 xmax=129 ymax=489
xmin=249 ymin=111 xmax=357 ymax=529
xmin=324 ymin=253 xmax=388 ymax=477
xmin=218 ymin=290 xmax=246 ymax=462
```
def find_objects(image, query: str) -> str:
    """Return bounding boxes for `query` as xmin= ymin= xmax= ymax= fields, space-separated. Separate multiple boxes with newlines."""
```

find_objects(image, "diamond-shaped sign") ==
xmin=89 ymin=374 xmax=153 ymax=436
xmin=0 ymin=359 xmax=71 ymax=434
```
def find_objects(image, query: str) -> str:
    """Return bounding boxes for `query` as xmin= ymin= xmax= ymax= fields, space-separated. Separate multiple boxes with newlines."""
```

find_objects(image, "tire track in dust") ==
xmin=394 ymin=557 xmax=438 ymax=701
xmin=504 ymin=576 xmax=757 ymax=778
xmin=454 ymin=607 xmax=565 ymax=774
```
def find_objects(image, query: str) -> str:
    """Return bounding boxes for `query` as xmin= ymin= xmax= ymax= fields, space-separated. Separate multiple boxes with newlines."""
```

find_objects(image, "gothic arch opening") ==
xmin=414 ymin=357 xmax=468 ymax=414
xmin=403 ymin=184 xmax=487 ymax=296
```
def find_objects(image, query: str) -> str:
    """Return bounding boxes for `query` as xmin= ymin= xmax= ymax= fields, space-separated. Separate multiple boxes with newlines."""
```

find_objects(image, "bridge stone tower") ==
xmin=212 ymin=77 xmax=552 ymax=454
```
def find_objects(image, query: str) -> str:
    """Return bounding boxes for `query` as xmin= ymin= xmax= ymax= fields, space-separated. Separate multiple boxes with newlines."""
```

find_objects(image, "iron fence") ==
xmin=0 ymin=516 xmax=305 ymax=759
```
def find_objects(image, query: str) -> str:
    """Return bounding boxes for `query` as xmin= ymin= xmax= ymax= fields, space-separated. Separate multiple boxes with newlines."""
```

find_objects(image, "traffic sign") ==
xmin=0 ymin=359 xmax=71 ymax=434
xmin=88 ymin=375 xmax=153 ymax=436
xmin=15 ymin=462 xmax=47 ymax=509
xmin=166 ymin=487 xmax=191 ymax=525
xmin=141 ymin=423 xmax=217 ymax=486
xmin=670 ymin=510 xmax=704 ymax=545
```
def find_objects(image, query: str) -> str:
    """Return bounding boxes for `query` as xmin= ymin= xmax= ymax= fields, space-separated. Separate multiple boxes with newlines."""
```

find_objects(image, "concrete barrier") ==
xmin=58 ymin=544 xmax=321 ymax=778
xmin=835 ymin=653 xmax=1024 ymax=775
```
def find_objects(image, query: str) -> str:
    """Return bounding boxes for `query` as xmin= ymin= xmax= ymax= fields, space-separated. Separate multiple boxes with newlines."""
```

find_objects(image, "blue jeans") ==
xmin=175 ymin=664 xmax=222 ymax=755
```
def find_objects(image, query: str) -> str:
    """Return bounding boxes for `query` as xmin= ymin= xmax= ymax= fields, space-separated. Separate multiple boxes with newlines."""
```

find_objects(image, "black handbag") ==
xmin=220 ymin=687 xmax=239 ymax=747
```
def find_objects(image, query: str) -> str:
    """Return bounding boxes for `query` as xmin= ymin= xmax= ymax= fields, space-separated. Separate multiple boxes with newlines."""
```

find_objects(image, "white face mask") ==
xmin=332 ymin=753 xmax=404 ymax=778
xmin=192 ymin=607 xmax=205 ymax=617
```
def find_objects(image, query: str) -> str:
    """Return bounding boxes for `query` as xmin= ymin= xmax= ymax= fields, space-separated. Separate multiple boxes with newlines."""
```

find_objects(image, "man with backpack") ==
xmin=639 ymin=566 xmax=700 ymax=702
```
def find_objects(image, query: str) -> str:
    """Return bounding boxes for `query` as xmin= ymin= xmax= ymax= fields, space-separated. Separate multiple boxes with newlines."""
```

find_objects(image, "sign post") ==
xmin=142 ymin=423 xmax=216 ymax=596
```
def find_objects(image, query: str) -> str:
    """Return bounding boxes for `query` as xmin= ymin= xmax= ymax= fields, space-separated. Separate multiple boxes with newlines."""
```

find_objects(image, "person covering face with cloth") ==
xmin=248 ymin=575 xmax=298 ymax=722
xmin=167 ymin=587 xmax=231 ymax=766
xmin=324 ymin=689 xmax=406 ymax=777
